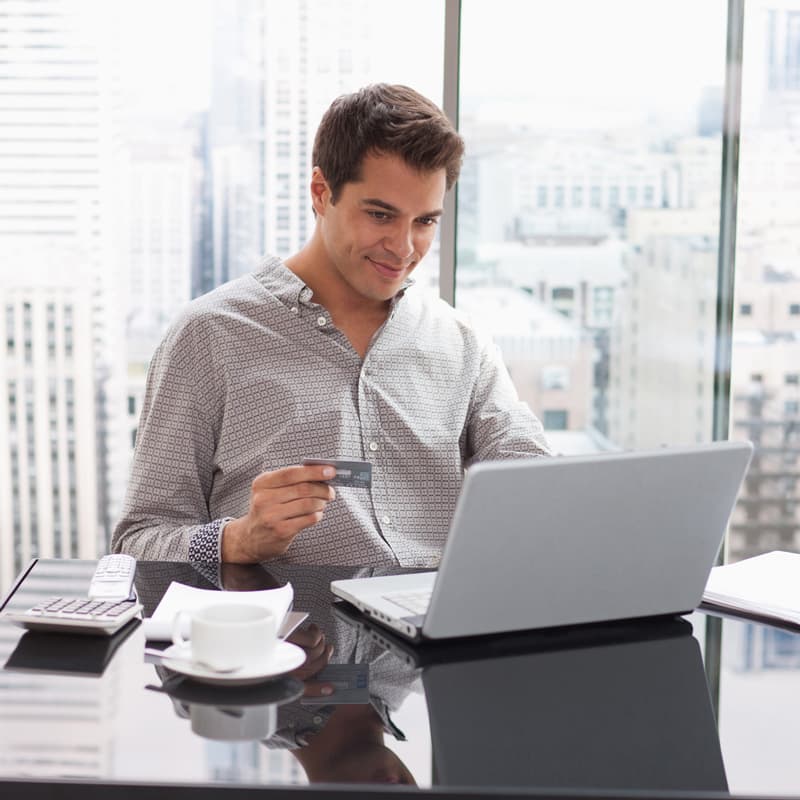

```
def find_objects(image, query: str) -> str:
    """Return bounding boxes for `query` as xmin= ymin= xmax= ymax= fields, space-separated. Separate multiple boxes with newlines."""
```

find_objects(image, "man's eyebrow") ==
xmin=361 ymin=198 xmax=444 ymax=217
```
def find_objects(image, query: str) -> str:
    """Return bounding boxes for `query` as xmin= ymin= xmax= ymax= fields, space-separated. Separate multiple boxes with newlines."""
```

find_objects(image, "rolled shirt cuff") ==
xmin=188 ymin=517 xmax=233 ymax=563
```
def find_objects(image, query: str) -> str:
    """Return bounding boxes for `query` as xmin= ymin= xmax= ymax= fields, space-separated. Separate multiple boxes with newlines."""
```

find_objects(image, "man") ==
xmin=113 ymin=83 xmax=549 ymax=567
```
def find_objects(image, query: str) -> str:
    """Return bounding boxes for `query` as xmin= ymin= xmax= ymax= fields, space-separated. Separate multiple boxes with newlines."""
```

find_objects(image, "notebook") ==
xmin=330 ymin=441 xmax=753 ymax=641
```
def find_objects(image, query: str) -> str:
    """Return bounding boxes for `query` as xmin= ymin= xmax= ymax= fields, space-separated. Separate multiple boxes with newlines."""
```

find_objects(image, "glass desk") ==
xmin=1 ymin=559 xmax=799 ymax=799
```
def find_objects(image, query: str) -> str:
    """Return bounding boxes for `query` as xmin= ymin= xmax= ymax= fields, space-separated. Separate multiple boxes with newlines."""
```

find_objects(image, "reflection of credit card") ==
xmin=300 ymin=663 xmax=370 ymax=705
xmin=303 ymin=458 xmax=372 ymax=488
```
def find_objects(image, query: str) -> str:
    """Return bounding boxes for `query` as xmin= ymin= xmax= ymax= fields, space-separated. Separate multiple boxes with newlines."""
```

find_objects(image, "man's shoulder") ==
xmin=406 ymin=289 xmax=492 ymax=346
xmin=166 ymin=273 xmax=267 ymax=336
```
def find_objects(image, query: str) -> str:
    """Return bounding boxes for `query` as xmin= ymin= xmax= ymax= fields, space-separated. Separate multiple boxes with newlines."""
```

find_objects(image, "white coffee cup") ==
xmin=172 ymin=603 xmax=277 ymax=672
xmin=189 ymin=702 xmax=278 ymax=741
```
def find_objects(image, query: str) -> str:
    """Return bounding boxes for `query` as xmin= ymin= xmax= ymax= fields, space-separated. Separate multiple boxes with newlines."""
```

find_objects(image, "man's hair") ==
xmin=312 ymin=83 xmax=464 ymax=203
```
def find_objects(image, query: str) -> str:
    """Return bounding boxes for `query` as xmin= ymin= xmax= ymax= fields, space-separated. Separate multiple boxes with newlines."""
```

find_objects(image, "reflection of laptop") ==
xmin=331 ymin=441 xmax=753 ymax=641
xmin=424 ymin=623 xmax=728 ymax=792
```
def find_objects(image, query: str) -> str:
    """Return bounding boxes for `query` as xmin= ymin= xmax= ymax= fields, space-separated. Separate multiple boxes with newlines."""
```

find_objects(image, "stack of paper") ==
xmin=702 ymin=550 xmax=800 ymax=625
xmin=141 ymin=581 xmax=306 ymax=641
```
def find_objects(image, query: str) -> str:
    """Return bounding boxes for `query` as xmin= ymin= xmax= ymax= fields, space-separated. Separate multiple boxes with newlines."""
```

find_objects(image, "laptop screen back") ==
xmin=424 ymin=442 xmax=752 ymax=638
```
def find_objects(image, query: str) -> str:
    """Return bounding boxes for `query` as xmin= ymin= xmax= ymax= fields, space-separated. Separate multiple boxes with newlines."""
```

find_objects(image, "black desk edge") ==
xmin=0 ymin=778 xmax=745 ymax=800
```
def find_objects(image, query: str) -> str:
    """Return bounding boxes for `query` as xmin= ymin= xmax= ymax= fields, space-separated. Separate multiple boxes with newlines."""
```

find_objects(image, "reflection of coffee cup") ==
xmin=189 ymin=702 xmax=277 ymax=741
xmin=172 ymin=604 xmax=277 ymax=672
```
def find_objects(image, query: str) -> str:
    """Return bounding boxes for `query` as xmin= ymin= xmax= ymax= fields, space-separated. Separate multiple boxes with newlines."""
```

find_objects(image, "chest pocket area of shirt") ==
xmin=370 ymin=381 xmax=468 ymax=452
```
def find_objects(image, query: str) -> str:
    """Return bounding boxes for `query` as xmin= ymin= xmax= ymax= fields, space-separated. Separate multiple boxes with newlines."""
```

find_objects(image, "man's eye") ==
xmin=418 ymin=217 xmax=438 ymax=226
xmin=368 ymin=211 xmax=390 ymax=221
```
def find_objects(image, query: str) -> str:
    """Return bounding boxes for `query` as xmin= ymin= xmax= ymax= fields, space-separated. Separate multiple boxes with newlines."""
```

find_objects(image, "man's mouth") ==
xmin=366 ymin=257 xmax=406 ymax=280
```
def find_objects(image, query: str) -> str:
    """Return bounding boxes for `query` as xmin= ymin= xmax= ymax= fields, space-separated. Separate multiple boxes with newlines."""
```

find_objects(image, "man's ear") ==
xmin=310 ymin=167 xmax=331 ymax=216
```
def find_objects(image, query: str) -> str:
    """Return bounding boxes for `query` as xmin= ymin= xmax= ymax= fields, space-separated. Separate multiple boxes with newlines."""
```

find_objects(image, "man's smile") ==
xmin=366 ymin=256 xmax=407 ymax=279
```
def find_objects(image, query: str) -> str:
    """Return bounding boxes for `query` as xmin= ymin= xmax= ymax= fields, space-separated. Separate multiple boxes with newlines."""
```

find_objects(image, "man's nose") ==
xmin=385 ymin=224 xmax=414 ymax=261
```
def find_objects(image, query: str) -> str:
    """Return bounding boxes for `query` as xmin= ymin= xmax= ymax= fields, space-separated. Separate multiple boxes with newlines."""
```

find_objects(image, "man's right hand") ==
xmin=221 ymin=464 xmax=337 ymax=562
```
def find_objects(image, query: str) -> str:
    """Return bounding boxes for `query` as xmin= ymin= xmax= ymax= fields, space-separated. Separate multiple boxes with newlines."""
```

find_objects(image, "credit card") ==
xmin=303 ymin=458 xmax=373 ymax=488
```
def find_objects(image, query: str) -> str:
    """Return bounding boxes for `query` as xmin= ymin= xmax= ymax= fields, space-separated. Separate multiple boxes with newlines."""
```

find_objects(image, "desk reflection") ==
xmin=422 ymin=621 xmax=728 ymax=792
xmin=142 ymin=563 xmax=423 ymax=785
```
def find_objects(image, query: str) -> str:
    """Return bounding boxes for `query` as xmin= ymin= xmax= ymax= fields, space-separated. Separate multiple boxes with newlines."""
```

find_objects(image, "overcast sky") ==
xmin=114 ymin=0 xmax=779 ymax=128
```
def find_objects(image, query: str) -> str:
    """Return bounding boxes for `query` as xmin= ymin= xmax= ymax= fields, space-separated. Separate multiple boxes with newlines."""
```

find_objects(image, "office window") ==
xmin=729 ymin=0 xmax=800 ymax=561
xmin=0 ymin=0 xmax=446 ymax=595
xmin=457 ymin=0 xmax=726 ymax=449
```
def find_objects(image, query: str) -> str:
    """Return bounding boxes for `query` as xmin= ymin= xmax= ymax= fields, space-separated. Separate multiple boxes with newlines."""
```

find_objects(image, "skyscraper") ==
xmin=0 ymin=0 xmax=128 ymax=575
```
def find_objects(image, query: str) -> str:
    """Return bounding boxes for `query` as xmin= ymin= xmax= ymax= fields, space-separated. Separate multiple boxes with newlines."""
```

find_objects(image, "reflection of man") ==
xmin=263 ymin=565 xmax=422 ymax=785
xmin=113 ymin=83 xmax=549 ymax=567
xmin=290 ymin=704 xmax=416 ymax=786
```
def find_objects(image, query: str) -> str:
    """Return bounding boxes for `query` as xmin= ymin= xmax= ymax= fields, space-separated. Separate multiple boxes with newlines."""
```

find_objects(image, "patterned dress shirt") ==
xmin=112 ymin=256 xmax=550 ymax=567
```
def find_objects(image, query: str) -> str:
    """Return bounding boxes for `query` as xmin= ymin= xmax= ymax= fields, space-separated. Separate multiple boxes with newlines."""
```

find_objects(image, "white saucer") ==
xmin=160 ymin=641 xmax=306 ymax=687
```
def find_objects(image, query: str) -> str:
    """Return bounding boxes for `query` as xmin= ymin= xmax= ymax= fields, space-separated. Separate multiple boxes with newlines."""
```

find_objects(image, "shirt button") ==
xmin=368 ymin=441 xmax=378 ymax=452
xmin=313 ymin=715 xmax=323 ymax=725
xmin=381 ymin=515 xmax=390 ymax=525
xmin=317 ymin=316 xmax=326 ymax=326
xmin=291 ymin=306 xmax=298 ymax=314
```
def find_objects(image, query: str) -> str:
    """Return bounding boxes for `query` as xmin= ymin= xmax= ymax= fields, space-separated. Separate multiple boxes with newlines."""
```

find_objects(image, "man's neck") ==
xmin=285 ymin=238 xmax=392 ymax=358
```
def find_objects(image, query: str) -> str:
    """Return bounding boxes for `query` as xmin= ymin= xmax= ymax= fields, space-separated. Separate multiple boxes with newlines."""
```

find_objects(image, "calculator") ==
xmin=2 ymin=554 xmax=143 ymax=636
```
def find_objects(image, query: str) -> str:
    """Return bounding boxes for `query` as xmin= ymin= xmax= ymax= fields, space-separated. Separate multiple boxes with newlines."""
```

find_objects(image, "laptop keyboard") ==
xmin=382 ymin=590 xmax=432 ymax=616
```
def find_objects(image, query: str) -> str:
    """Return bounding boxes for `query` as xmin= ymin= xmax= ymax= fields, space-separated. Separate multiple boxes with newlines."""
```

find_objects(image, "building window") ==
xmin=790 ymin=303 xmax=800 ymax=316
xmin=571 ymin=186 xmax=583 ymax=207
xmin=554 ymin=185 xmax=565 ymax=207
xmin=786 ymin=400 xmax=800 ymax=416
xmin=537 ymin=186 xmax=548 ymax=207
xmin=5 ymin=303 xmax=14 ymax=355
xmin=593 ymin=286 xmax=614 ymax=324
xmin=128 ymin=395 xmax=136 ymax=415
xmin=543 ymin=409 xmax=569 ymax=430
xmin=541 ymin=365 xmax=569 ymax=391
xmin=786 ymin=374 xmax=799 ymax=385
xmin=23 ymin=302 xmax=33 ymax=365
xmin=740 ymin=303 xmax=753 ymax=315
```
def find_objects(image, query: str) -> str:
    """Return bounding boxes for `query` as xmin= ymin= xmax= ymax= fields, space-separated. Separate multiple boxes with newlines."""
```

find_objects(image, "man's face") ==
xmin=313 ymin=152 xmax=447 ymax=306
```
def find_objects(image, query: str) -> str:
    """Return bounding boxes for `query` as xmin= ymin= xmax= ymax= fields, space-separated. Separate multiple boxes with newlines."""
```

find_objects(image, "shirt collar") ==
xmin=254 ymin=254 xmax=414 ymax=311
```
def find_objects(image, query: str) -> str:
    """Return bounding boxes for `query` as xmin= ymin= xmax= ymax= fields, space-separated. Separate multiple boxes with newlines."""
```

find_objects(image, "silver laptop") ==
xmin=330 ymin=441 xmax=753 ymax=641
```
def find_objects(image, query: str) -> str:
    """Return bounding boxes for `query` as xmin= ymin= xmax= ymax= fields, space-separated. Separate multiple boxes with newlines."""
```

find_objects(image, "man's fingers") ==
xmin=301 ymin=681 xmax=336 ymax=698
xmin=279 ymin=497 xmax=330 ymax=520
xmin=289 ymin=623 xmax=324 ymax=649
xmin=252 ymin=464 xmax=336 ymax=490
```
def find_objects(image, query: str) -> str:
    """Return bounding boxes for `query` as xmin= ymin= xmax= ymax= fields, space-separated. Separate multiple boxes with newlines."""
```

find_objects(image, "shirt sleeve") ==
xmin=464 ymin=335 xmax=552 ymax=466
xmin=111 ymin=314 xmax=228 ymax=562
